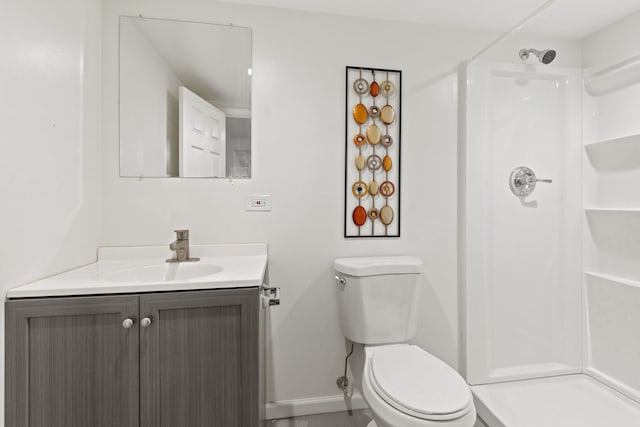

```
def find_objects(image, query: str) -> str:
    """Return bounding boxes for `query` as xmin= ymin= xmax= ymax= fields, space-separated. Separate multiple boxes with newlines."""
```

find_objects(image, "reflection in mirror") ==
xmin=119 ymin=16 xmax=252 ymax=178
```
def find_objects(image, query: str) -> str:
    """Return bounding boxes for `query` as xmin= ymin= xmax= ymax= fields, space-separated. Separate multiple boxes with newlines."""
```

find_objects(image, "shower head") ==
xmin=519 ymin=48 xmax=556 ymax=64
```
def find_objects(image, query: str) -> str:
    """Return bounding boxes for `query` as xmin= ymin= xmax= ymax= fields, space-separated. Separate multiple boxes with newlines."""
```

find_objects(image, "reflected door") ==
xmin=179 ymin=86 xmax=226 ymax=177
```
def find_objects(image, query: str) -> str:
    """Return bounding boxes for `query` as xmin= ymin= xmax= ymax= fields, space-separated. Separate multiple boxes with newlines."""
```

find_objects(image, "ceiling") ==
xmin=219 ymin=0 xmax=640 ymax=38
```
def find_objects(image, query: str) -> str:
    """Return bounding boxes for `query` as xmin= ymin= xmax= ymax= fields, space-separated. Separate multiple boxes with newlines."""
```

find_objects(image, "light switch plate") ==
xmin=246 ymin=195 xmax=271 ymax=211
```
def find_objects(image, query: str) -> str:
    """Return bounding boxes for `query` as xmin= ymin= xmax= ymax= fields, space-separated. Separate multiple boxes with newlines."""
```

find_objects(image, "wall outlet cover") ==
xmin=246 ymin=195 xmax=271 ymax=211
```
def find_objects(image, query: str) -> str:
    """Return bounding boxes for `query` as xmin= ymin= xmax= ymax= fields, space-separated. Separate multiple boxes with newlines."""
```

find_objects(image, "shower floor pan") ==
xmin=472 ymin=374 xmax=640 ymax=426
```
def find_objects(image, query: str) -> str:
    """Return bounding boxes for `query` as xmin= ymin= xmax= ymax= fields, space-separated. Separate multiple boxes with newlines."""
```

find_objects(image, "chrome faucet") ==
xmin=166 ymin=229 xmax=200 ymax=263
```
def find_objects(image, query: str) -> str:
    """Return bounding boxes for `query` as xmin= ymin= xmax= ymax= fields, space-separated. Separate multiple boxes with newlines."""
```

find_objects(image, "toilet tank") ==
xmin=334 ymin=256 xmax=423 ymax=345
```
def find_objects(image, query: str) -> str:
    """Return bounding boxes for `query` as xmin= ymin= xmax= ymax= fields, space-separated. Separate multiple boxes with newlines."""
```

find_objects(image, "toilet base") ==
xmin=361 ymin=345 xmax=477 ymax=427
xmin=367 ymin=421 xmax=378 ymax=427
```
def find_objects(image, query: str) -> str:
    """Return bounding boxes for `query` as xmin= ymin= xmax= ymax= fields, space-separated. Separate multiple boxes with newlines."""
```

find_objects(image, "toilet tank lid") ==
xmin=334 ymin=256 xmax=423 ymax=276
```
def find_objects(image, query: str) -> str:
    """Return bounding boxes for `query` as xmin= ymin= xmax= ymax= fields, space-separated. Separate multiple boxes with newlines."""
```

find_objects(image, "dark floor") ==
xmin=265 ymin=409 xmax=372 ymax=426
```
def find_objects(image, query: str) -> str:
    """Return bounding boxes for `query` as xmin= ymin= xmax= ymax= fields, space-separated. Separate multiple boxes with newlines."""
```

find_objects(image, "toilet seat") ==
xmin=368 ymin=345 xmax=472 ymax=421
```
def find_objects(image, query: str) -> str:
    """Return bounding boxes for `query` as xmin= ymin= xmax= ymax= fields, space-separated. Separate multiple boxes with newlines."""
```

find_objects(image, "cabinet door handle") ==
xmin=140 ymin=317 xmax=153 ymax=328
xmin=122 ymin=318 xmax=135 ymax=329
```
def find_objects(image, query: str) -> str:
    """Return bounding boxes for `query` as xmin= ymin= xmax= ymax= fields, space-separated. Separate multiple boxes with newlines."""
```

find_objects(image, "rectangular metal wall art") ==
xmin=344 ymin=66 xmax=401 ymax=237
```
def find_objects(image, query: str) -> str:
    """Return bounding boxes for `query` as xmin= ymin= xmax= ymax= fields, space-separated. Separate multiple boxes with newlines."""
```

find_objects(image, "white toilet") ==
xmin=334 ymin=256 xmax=476 ymax=427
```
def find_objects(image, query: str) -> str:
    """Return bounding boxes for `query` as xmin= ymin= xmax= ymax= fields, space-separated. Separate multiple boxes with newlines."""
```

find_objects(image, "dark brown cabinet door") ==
xmin=5 ymin=295 xmax=139 ymax=427
xmin=139 ymin=288 xmax=259 ymax=427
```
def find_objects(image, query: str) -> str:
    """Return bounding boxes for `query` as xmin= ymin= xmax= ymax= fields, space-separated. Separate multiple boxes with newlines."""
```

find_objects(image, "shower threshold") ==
xmin=472 ymin=374 xmax=640 ymax=426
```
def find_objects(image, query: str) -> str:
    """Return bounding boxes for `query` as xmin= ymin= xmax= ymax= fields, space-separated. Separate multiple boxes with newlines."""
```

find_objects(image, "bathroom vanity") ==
xmin=5 ymin=244 xmax=269 ymax=427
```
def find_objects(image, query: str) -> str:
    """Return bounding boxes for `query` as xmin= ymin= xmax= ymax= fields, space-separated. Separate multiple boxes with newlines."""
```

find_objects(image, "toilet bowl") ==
xmin=361 ymin=345 xmax=476 ymax=427
xmin=333 ymin=256 xmax=476 ymax=427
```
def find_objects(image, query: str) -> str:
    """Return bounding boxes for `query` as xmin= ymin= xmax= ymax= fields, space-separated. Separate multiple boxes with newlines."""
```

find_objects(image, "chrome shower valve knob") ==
xmin=509 ymin=166 xmax=552 ymax=197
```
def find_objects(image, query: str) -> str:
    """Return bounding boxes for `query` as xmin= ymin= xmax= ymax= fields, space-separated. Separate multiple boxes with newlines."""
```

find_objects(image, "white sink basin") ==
xmin=6 ymin=243 xmax=268 ymax=298
xmin=104 ymin=262 xmax=223 ymax=283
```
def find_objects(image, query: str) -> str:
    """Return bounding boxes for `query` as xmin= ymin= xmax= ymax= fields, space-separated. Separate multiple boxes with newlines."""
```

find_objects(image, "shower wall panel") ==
xmin=462 ymin=61 xmax=582 ymax=385
xmin=583 ymin=71 xmax=640 ymax=402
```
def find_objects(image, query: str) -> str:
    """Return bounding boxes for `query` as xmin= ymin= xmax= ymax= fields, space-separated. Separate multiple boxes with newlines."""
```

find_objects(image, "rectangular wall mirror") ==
xmin=119 ymin=16 xmax=252 ymax=178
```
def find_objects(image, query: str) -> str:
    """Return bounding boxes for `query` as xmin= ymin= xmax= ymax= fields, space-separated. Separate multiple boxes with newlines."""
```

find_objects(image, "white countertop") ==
xmin=6 ymin=243 xmax=268 ymax=299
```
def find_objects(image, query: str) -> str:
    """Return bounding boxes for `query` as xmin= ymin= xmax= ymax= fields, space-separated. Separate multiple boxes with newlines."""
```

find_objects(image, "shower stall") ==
xmin=459 ymin=47 xmax=640 ymax=427
xmin=461 ymin=60 xmax=582 ymax=385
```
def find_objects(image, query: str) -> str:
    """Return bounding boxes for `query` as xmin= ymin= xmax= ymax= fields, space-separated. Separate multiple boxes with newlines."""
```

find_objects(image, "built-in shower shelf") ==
xmin=585 ymin=134 xmax=640 ymax=152
xmin=584 ymin=53 xmax=640 ymax=96
xmin=585 ymin=272 xmax=640 ymax=289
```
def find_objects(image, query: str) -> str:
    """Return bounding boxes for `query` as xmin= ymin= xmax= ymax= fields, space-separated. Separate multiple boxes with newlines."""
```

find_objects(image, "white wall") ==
xmin=0 ymin=0 xmax=102 ymax=423
xmin=102 ymin=0 xmax=499 ymax=413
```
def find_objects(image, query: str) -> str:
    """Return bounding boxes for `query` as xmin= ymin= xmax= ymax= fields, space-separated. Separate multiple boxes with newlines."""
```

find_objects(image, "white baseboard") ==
xmin=266 ymin=392 xmax=368 ymax=420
